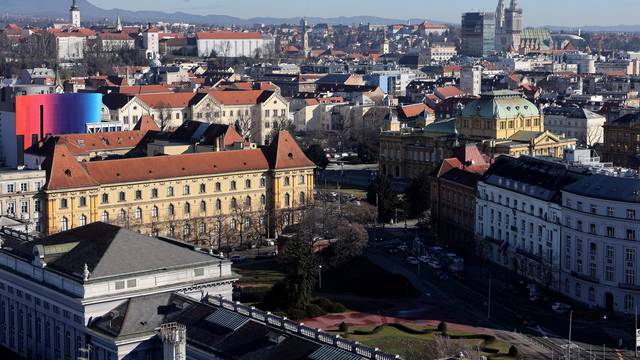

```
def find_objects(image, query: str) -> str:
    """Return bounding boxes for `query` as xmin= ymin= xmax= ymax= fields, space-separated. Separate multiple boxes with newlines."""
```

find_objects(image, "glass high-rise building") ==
xmin=461 ymin=12 xmax=496 ymax=58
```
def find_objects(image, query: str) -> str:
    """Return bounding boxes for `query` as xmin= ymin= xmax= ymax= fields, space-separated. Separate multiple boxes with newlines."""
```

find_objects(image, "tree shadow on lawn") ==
xmin=317 ymin=256 xmax=421 ymax=312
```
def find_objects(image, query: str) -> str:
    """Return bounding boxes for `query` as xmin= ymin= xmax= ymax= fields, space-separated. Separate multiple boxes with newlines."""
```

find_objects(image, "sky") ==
xmin=88 ymin=0 xmax=640 ymax=27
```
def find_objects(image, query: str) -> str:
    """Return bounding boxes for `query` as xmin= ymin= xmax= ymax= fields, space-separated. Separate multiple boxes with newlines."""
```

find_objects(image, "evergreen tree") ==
xmin=405 ymin=173 xmax=431 ymax=218
xmin=304 ymin=144 xmax=329 ymax=170
xmin=282 ymin=220 xmax=317 ymax=310
xmin=367 ymin=176 xmax=398 ymax=223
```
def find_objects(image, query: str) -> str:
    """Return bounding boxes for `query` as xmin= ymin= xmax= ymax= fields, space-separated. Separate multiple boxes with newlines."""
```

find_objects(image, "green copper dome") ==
xmin=461 ymin=90 xmax=539 ymax=119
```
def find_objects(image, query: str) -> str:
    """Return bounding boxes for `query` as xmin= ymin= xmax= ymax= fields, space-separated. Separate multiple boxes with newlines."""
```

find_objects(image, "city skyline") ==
xmin=87 ymin=0 xmax=640 ymax=27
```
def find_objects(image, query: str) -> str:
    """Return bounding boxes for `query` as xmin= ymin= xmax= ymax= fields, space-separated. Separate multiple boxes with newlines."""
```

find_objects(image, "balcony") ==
xmin=571 ymin=271 xmax=600 ymax=284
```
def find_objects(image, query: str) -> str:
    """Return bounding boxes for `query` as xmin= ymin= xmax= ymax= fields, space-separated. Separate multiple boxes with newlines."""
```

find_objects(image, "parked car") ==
xmin=230 ymin=255 xmax=247 ymax=263
xmin=406 ymin=256 xmax=419 ymax=265
xmin=418 ymin=256 xmax=430 ymax=263
xmin=551 ymin=302 xmax=572 ymax=314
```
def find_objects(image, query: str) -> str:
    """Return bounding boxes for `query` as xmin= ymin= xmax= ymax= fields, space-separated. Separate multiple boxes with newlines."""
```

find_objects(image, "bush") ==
xmin=239 ymin=287 xmax=269 ymax=303
xmin=509 ymin=345 xmax=519 ymax=356
xmin=287 ymin=308 xmax=307 ymax=320
xmin=338 ymin=322 xmax=349 ymax=333
xmin=437 ymin=321 xmax=447 ymax=333
xmin=328 ymin=302 xmax=347 ymax=313
xmin=312 ymin=297 xmax=333 ymax=311
xmin=305 ymin=303 xmax=326 ymax=318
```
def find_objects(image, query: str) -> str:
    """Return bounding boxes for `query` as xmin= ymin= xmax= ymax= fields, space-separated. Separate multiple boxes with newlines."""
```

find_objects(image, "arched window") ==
xmin=168 ymin=204 xmax=175 ymax=216
xmin=230 ymin=181 xmax=237 ymax=190
xmin=245 ymin=179 xmax=252 ymax=189
xmin=231 ymin=198 xmax=237 ymax=209
xmin=184 ymin=202 xmax=191 ymax=215
xmin=299 ymin=192 xmax=306 ymax=205
xmin=135 ymin=207 xmax=142 ymax=220
xmin=200 ymin=201 xmax=207 ymax=213
xmin=152 ymin=206 xmax=158 ymax=218
xmin=118 ymin=191 xmax=126 ymax=202
xmin=260 ymin=177 xmax=266 ymax=187
xmin=60 ymin=217 xmax=69 ymax=231
xmin=284 ymin=193 xmax=290 ymax=207
xmin=245 ymin=196 xmax=252 ymax=207
xmin=183 ymin=185 xmax=190 ymax=195
xmin=284 ymin=177 xmax=290 ymax=186
xmin=299 ymin=175 xmax=305 ymax=184
xmin=135 ymin=190 xmax=142 ymax=200
xmin=261 ymin=195 xmax=266 ymax=207
xmin=79 ymin=214 xmax=87 ymax=226
xmin=167 ymin=186 xmax=174 ymax=196
xmin=200 ymin=184 xmax=206 ymax=193
xmin=102 ymin=193 xmax=109 ymax=204
xmin=216 ymin=199 xmax=222 ymax=211
xmin=199 ymin=222 xmax=206 ymax=234
xmin=119 ymin=209 xmax=126 ymax=222
xmin=215 ymin=182 xmax=221 ymax=192
xmin=102 ymin=211 xmax=109 ymax=223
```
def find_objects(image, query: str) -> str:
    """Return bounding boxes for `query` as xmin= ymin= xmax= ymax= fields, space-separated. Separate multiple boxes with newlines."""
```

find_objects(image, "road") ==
xmin=318 ymin=163 xmax=410 ymax=193
xmin=367 ymin=226 xmax=638 ymax=360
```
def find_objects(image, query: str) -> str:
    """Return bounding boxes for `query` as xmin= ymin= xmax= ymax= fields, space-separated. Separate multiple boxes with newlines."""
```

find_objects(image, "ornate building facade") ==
xmin=41 ymin=131 xmax=315 ymax=245
xmin=495 ymin=0 xmax=523 ymax=52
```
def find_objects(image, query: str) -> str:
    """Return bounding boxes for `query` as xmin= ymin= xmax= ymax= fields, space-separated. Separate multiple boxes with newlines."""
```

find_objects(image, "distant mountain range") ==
xmin=0 ymin=0 xmax=639 ymax=32
xmin=0 ymin=0 xmax=439 ymax=26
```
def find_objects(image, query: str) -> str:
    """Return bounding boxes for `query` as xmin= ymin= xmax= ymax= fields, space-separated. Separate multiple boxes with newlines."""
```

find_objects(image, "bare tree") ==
xmin=235 ymin=112 xmax=255 ymax=140
xmin=154 ymin=101 xmax=173 ymax=131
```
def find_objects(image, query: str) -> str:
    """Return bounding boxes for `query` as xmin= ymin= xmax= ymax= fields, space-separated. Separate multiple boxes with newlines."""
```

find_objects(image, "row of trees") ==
xmin=366 ymin=173 xmax=432 ymax=224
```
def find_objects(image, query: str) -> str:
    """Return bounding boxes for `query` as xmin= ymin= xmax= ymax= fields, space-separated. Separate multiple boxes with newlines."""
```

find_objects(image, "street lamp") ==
xmin=318 ymin=265 xmax=323 ymax=289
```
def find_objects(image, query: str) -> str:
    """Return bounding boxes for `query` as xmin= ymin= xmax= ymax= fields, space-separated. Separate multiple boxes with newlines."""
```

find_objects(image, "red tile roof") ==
xmin=136 ymin=92 xmax=196 ymax=108
xmin=196 ymin=31 xmax=263 ymax=40
xmin=207 ymin=89 xmax=273 ymax=106
xmin=44 ymin=144 xmax=99 ymax=190
xmin=435 ymin=86 xmax=463 ymax=100
xmin=264 ymin=131 xmax=315 ymax=170
xmin=398 ymin=103 xmax=434 ymax=119
xmin=98 ymin=32 xmax=134 ymax=41
xmin=116 ymin=85 xmax=173 ymax=95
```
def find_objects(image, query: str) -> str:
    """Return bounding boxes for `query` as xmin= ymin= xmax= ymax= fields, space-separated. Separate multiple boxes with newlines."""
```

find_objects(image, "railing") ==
xmin=207 ymin=296 xmax=401 ymax=360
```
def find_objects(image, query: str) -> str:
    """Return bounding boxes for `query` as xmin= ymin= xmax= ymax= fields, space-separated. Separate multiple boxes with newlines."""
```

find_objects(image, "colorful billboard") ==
xmin=15 ymin=93 xmax=103 ymax=149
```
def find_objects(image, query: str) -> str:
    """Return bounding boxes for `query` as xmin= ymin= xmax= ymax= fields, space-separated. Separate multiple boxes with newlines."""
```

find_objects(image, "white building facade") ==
xmin=560 ymin=175 xmax=640 ymax=313
xmin=196 ymin=32 xmax=275 ymax=58
xmin=0 ymin=223 xmax=236 ymax=360
xmin=475 ymin=156 xmax=567 ymax=290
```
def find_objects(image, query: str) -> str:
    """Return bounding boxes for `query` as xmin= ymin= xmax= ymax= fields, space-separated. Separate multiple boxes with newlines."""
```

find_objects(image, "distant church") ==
xmin=495 ymin=0 xmax=523 ymax=52
xmin=70 ymin=0 xmax=81 ymax=27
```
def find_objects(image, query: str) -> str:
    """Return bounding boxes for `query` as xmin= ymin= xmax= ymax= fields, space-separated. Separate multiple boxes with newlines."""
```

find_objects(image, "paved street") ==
xmin=367 ymin=226 xmax=638 ymax=360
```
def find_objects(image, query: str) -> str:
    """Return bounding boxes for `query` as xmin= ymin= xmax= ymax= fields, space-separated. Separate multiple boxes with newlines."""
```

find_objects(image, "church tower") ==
xmin=495 ymin=0 xmax=507 ymax=51
xmin=504 ymin=0 xmax=523 ymax=51
xmin=116 ymin=15 xmax=123 ymax=32
xmin=70 ymin=0 xmax=81 ymax=28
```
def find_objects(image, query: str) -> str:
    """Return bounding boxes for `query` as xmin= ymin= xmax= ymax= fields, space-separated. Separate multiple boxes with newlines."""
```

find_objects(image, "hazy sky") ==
xmin=88 ymin=0 xmax=640 ymax=26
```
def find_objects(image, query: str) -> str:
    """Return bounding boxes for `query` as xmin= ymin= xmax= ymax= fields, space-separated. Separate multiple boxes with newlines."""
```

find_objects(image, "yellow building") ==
xmin=41 ymin=131 xmax=315 ymax=246
xmin=457 ymin=90 xmax=576 ymax=157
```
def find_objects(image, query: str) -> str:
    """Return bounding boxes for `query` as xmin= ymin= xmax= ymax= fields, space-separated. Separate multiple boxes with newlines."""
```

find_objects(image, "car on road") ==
xmin=418 ymin=256 xmax=430 ymax=263
xmin=230 ymin=255 xmax=247 ymax=263
xmin=406 ymin=256 xmax=419 ymax=265
xmin=428 ymin=260 xmax=442 ymax=269
xmin=551 ymin=302 xmax=572 ymax=314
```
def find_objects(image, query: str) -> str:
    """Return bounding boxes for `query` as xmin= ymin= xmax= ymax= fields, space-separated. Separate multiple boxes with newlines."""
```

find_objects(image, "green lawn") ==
xmin=331 ymin=324 xmax=517 ymax=360
xmin=234 ymin=260 xmax=285 ymax=288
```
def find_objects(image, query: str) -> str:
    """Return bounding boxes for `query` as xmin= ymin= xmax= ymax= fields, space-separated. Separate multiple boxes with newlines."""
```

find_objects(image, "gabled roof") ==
xmin=20 ymin=223 xmax=219 ymax=280
xmin=207 ymin=89 xmax=274 ymax=106
xmin=136 ymin=92 xmax=196 ymax=108
xmin=132 ymin=115 xmax=161 ymax=132
xmin=82 ymin=149 xmax=269 ymax=185
xmin=43 ymin=143 xmax=99 ymax=190
xmin=263 ymin=131 xmax=315 ymax=170
xmin=435 ymin=86 xmax=463 ymax=100
xmin=398 ymin=103 xmax=434 ymax=119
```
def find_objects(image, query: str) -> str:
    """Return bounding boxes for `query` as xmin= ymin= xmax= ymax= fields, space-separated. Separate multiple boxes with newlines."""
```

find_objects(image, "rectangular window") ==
xmin=20 ymin=183 xmax=27 ymax=192
xmin=6 ymin=184 xmax=14 ymax=193
xmin=194 ymin=268 xmax=205 ymax=277
xmin=608 ymin=207 xmax=615 ymax=216
xmin=606 ymin=227 xmax=614 ymax=238
xmin=60 ymin=199 xmax=68 ymax=209
xmin=628 ymin=229 xmax=637 ymax=241
xmin=114 ymin=281 xmax=125 ymax=290
xmin=21 ymin=201 xmax=28 ymax=214
xmin=79 ymin=196 xmax=87 ymax=207
xmin=628 ymin=209 xmax=636 ymax=219
xmin=126 ymin=279 xmax=137 ymax=288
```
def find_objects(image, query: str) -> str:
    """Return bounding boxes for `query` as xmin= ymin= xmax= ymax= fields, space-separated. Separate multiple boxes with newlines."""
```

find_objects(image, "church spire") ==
xmin=116 ymin=15 xmax=122 ymax=32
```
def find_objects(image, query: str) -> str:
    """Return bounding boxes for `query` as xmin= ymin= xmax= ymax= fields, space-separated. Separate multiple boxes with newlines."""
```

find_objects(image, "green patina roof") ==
xmin=424 ymin=118 xmax=457 ymax=136
xmin=461 ymin=90 xmax=539 ymax=119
